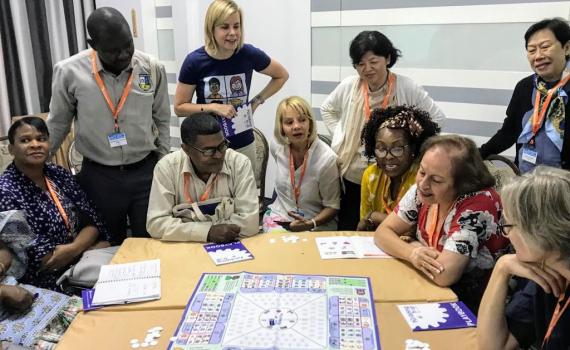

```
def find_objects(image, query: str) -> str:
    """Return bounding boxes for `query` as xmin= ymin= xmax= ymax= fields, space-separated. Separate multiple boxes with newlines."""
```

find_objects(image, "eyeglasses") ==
xmin=498 ymin=223 xmax=515 ymax=237
xmin=188 ymin=140 xmax=230 ymax=157
xmin=374 ymin=145 xmax=410 ymax=158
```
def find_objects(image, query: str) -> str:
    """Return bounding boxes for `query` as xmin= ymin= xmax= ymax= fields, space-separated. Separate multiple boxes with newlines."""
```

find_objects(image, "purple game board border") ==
xmin=167 ymin=271 xmax=381 ymax=350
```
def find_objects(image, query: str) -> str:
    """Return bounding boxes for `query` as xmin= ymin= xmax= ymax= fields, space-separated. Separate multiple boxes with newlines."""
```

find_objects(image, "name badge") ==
xmin=108 ymin=132 xmax=128 ymax=148
xmin=521 ymin=147 xmax=538 ymax=165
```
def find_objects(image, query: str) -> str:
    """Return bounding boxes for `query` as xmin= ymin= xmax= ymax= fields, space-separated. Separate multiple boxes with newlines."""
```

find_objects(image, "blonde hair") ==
xmin=501 ymin=166 xmax=570 ymax=266
xmin=274 ymin=96 xmax=318 ymax=145
xmin=204 ymin=0 xmax=244 ymax=56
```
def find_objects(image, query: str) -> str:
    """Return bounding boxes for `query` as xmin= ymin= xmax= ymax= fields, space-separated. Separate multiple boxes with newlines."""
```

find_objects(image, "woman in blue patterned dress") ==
xmin=0 ymin=117 xmax=109 ymax=291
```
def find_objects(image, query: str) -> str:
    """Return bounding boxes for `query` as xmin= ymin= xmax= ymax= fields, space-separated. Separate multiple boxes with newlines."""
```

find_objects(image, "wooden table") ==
xmin=58 ymin=232 xmax=475 ymax=349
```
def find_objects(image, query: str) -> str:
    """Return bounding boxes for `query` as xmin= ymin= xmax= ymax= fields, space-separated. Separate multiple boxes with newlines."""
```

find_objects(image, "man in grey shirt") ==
xmin=47 ymin=7 xmax=170 ymax=245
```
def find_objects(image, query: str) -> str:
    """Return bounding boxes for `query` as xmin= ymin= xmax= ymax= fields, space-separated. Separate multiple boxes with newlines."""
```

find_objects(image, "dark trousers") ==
xmin=338 ymin=178 xmax=361 ymax=231
xmin=78 ymin=153 xmax=157 ymax=245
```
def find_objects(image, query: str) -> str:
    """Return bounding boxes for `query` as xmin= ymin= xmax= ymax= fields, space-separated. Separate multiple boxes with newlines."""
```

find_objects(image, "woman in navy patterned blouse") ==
xmin=0 ymin=117 xmax=109 ymax=291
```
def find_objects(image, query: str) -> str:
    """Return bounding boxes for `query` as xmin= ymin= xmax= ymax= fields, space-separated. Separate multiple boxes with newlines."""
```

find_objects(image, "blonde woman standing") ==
xmin=174 ymin=0 xmax=289 ymax=174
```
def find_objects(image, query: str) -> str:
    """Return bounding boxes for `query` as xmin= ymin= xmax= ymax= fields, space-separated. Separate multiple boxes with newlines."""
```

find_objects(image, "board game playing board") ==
xmin=168 ymin=272 xmax=380 ymax=350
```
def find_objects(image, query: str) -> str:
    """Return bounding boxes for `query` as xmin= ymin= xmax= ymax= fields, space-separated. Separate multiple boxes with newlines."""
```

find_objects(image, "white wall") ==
xmin=95 ymin=0 xmax=158 ymax=54
xmin=172 ymin=0 xmax=312 ymax=197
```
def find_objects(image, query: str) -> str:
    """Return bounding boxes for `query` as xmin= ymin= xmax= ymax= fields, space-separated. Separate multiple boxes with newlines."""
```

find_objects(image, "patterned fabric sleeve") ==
xmin=394 ymin=184 xmax=420 ymax=225
xmin=0 ymin=186 xmax=19 ymax=212
xmin=442 ymin=190 xmax=500 ymax=258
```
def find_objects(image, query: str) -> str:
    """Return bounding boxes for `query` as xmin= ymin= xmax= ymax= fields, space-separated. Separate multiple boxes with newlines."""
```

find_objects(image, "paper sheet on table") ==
xmin=315 ymin=236 xmax=392 ymax=259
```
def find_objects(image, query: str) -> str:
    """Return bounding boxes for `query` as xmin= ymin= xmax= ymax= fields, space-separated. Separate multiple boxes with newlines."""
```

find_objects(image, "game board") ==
xmin=168 ymin=272 xmax=380 ymax=350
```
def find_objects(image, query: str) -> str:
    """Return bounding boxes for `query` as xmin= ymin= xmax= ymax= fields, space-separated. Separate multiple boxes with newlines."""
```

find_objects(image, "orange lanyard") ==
xmin=380 ymin=176 xmax=403 ymax=214
xmin=289 ymin=146 xmax=309 ymax=209
xmin=45 ymin=177 xmax=71 ymax=233
xmin=542 ymin=283 xmax=570 ymax=349
xmin=363 ymin=72 xmax=395 ymax=121
xmin=90 ymin=50 xmax=133 ymax=132
xmin=531 ymin=74 xmax=570 ymax=142
xmin=426 ymin=203 xmax=455 ymax=248
xmin=183 ymin=172 xmax=218 ymax=204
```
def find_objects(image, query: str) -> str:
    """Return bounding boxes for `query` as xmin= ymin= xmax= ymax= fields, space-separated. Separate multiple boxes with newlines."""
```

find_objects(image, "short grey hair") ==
xmin=501 ymin=166 xmax=570 ymax=266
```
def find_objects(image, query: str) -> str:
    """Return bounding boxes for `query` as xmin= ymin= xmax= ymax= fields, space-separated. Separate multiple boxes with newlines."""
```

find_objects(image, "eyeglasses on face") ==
xmin=188 ymin=139 xmax=230 ymax=157
xmin=374 ymin=145 xmax=410 ymax=158
xmin=498 ymin=223 xmax=515 ymax=237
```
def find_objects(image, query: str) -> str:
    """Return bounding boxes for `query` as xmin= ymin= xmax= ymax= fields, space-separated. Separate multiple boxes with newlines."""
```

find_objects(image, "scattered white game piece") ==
xmin=269 ymin=238 xmax=276 ymax=244
xmin=129 ymin=326 xmax=165 ymax=348
xmin=281 ymin=235 xmax=300 ymax=243
xmin=170 ymin=337 xmax=177 ymax=342
xmin=302 ymin=238 xmax=307 ymax=242
xmin=405 ymin=339 xmax=431 ymax=350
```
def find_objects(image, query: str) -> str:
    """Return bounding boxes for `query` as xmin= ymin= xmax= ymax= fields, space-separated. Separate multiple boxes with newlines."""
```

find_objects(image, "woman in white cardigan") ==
xmin=320 ymin=30 xmax=445 ymax=230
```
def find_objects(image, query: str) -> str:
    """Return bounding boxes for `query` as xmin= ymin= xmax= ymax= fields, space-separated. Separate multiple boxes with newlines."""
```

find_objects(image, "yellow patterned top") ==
xmin=359 ymin=162 xmax=419 ymax=219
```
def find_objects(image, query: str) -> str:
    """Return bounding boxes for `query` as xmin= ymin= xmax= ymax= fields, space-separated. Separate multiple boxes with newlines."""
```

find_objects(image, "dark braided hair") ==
xmin=360 ymin=105 xmax=441 ymax=159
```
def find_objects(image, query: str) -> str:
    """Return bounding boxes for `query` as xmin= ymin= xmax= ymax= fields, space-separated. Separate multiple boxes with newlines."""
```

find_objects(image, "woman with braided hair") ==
xmin=357 ymin=105 xmax=440 ymax=231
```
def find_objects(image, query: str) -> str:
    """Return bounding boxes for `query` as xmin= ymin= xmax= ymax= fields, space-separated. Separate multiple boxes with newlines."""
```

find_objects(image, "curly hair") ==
xmin=360 ymin=105 xmax=441 ymax=159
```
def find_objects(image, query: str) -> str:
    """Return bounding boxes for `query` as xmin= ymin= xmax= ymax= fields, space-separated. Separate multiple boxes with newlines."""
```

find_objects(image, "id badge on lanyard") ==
xmin=521 ymin=146 xmax=538 ymax=165
xmin=108 ymin=132 xmax=128 ymax=148
xmin=91 ymin=50 xmax=133 ymax=149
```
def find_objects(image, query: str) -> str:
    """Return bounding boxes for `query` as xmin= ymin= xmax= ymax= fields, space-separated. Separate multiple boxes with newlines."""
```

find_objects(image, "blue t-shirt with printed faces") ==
xmin=178 ymin=44 xmax=271 ymax=148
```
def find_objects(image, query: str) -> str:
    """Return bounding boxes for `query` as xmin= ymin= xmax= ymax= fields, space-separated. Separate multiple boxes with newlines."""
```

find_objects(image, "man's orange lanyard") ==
xmin=530 ymin=75 xmax=570 ymax=145
xmin=362 ymin=72 xmax=395 ymax=121
xmin=45 ymin=177 xmax=71 ymax=233
xmin=380 ymin=176 xmax=403 ymax=214
xmin=90 ymin=50 xmax=133 ymax=132
xmin=289 ymin=146 xmax=309 ymax=210
xmin=542 ymin=283 xmax=570 ymax=349
xmin=183 ymin=173 xmax=219 ymax=204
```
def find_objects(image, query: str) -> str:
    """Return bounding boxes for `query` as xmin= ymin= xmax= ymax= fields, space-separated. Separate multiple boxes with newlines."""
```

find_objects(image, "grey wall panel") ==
xmin=312 ymin=23 xmax=530 ymax=71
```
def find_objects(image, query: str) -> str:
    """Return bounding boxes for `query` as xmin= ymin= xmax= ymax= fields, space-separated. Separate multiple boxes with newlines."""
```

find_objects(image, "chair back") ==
xmin=0 ymin=135 xmax=12 ymax=173
xmin=68 ymin=140 xmax=83 ymax=175
xmin=253 ymin=128 xmax=269 ymax=198
xmin=484 ymin=154 xmax=520 ymax=191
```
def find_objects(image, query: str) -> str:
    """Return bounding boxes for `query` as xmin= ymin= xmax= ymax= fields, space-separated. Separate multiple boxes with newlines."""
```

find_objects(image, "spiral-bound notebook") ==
xmin=91 ymin=259 xmax=161 ymax=306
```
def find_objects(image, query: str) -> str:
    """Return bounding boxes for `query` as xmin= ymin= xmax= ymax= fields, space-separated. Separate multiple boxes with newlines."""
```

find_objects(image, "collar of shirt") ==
xmin=93 ymin=51 xmax=134 ymax=76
